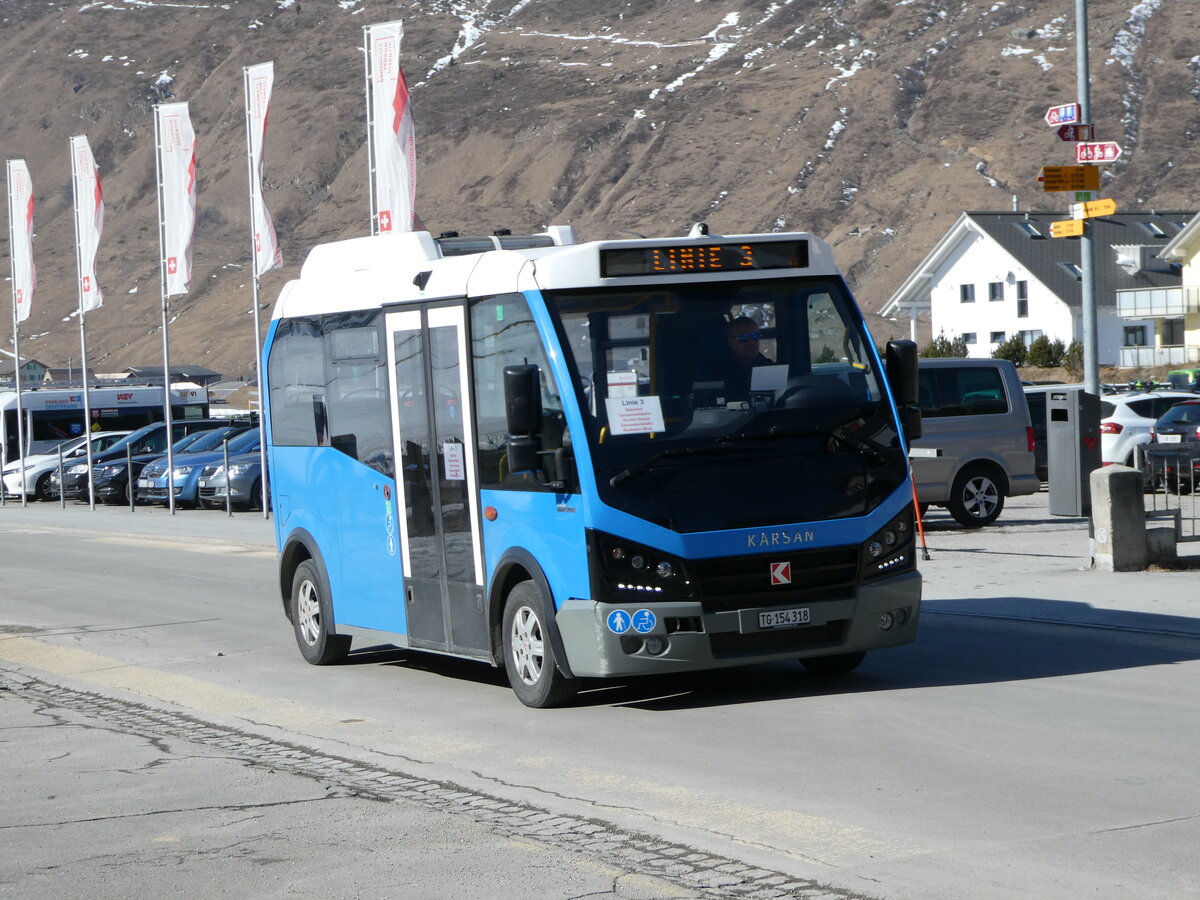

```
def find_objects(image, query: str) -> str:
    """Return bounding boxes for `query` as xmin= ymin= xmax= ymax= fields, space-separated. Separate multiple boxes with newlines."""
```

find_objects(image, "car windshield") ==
xmin=542 ymin=276 xmax=907 ymax=531
xmin=180 ymin=426 xmax=247 ymax=454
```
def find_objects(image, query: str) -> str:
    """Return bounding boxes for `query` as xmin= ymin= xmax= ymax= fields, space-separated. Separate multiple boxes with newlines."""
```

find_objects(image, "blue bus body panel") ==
xmin=272 ymin=445 xmax=407 ymax=635
xmin=480 ymin=489 xmax=590 ymax=608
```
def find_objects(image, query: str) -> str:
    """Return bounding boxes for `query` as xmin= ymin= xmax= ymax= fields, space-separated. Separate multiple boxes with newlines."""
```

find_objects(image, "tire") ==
xmin=801 ymin=652 xmax=866 ymax=675
xmin=947 ymin=464 xmax=1004 ymax=528
xmin=35 ymin=472 xmax=54 ymax=502
xmin=502 ymin=581 xmax=576 ymax=708
xmin=290 ymin=560 xmax=351 ymax=665
xmin=1166 ymin=476 xmax=1193 ymax=496
xmin=247 ymin=478 xmax=263 ymax=512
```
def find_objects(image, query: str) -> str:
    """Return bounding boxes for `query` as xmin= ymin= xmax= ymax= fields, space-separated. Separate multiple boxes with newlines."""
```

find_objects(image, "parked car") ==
xmin=1146 ymin=400 xmax=1200 ymax=493
xmin=138 ymin=428 xmax=260 ymax=507
xmin=1 ymin=430 xmax=129 ymax=501
xmin=909 ymin=358 xmax=1039 ymax=527
xmin=1098 ymin=390 xmax=1197 ymax=468
xmin=197 ymin=449 xmax=269 ymax=511
xmin=52 ymin=419 xmax=234 ymax=502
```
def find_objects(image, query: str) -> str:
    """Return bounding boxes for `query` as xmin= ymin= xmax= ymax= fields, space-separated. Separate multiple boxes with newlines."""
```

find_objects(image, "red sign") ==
xmin=1056 ymin=123 xmax=1094 ymax=142
xmin=1045 ymin=103 xmax=1080 ymax=126
xmin=770 ymin=562 xmax=792 ymax=585
xmin=1076 ymin=141 xmax=1122 ymax=163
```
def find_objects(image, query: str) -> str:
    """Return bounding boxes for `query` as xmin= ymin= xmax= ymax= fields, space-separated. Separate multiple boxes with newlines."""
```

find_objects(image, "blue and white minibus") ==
xmin=263 ymin=225 xmax=923 ymax=706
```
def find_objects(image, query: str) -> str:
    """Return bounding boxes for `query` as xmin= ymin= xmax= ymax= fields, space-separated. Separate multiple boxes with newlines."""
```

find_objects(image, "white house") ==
xmin=881 ymin=211 xmax=1194 ymax=365
xmin=1117 ymin=210 xmax=1200 ymax=367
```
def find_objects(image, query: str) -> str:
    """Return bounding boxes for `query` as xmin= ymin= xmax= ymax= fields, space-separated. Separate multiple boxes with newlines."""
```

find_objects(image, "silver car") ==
xmin=197 ymin=451 xmax=268 ymax=511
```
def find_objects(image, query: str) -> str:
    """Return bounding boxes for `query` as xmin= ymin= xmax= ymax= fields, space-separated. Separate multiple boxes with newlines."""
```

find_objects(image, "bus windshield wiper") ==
xmin=608 ymin=441 xmax=770 ymax=488
xmin=722 ymin=424 xmax=890 ymax=463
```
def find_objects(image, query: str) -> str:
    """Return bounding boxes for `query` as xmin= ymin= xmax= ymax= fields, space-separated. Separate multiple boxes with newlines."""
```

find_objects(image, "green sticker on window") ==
xmin=496 ymin=305 xmax=504 ymax=322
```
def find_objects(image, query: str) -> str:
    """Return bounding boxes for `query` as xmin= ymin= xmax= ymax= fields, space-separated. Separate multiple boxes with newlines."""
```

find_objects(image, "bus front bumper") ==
xmin=555 ymin=569 xmax=921 ymax=679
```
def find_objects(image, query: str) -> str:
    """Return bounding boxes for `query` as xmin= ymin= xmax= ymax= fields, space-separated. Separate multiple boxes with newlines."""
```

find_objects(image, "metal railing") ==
xmin=1116 ymin=285 xmax=1200 ymax=318
xmin=1118 ymin=345 xmax=1200 ymax=367
xmin=1141 ymin=443 xmax=1200 ymax=542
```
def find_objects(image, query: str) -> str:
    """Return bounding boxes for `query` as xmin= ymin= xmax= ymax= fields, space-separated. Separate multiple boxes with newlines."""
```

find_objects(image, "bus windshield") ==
xmin=543 ymin=276 xmax=908 ymax=531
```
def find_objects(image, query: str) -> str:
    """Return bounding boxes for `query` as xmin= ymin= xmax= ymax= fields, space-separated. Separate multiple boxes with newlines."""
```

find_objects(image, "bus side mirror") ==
xmin=504 ymin=365 xmax=542 ymax=435
xmin=900 ymin=405 xmax=922 ymax=441
xmin=885 ymin=340 xmax=919 ymax=407
xmin=504 ymin=365 xmax=543 ymax=475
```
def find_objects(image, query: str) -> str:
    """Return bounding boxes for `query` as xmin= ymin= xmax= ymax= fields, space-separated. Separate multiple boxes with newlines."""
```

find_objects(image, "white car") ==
xmin=1099 ymin=390 xmax=1197 ymax=467
xmin=1 ymin=431 xmax=130 ymax=501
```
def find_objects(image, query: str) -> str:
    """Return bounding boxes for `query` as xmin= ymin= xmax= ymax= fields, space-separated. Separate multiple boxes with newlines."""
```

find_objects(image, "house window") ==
xmin=990 ymin=331 xmax=1006 ymax=343
xmin=960 ymin=284 xmax=976 ymax=303
xmin=1163 ymin=319 xmax=1185 ymax=346
xmin=1016 ymin=281 xmax=1028 ymax=318
xmin=1020 ymin=330 xmax=1043 ymax=346
xmin=1058 ymin=262 xmax=1082 ymax=280
xmin=962 ymin=332 xmax=977 ymax=345
xmin=1123 ymin=326 xmax=1147 ymax=347
xmin=988 ymin=282 xmax=1004 ymax=301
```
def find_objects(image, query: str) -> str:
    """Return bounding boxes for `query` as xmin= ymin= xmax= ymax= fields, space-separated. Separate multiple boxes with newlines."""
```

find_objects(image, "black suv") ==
xmin=58 ymin=419 xmax=234 ymax=504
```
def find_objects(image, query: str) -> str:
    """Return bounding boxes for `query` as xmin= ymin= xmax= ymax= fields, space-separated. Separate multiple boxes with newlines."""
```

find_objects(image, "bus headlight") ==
xmin=588 ymin=530 xmax=694 ymax=602
xmin=860 ymin=507 xmax=916 ymax=581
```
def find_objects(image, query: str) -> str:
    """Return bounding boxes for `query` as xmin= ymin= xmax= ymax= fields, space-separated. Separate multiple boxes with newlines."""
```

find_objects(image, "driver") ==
xmin=721 ymin=316 xmax=774 ymax=401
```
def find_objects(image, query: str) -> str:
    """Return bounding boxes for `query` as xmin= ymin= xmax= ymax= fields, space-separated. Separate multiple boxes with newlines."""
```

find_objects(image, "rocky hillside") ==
xmin=1 ymin=0 xmax=1198 ymax=379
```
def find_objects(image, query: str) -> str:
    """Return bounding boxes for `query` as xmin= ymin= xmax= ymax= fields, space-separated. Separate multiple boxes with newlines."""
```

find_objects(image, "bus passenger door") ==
xmin=385 ymin=306 xmax=488 ymax=656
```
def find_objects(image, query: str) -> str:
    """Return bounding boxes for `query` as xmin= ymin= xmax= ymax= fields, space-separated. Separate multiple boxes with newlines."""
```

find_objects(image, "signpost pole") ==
xmin=1076 ymin=0 xmax=1099 ymax=397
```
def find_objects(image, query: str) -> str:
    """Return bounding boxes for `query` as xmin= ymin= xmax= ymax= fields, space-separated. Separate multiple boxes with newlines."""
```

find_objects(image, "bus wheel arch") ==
xmin=279 ymin=530 xmax=323 ymax=622
xmin=489 ymin=549 xmax=575 ymax=683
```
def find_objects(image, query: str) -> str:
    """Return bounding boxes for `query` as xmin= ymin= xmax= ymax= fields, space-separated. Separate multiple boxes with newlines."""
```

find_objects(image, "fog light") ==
xmin=895 ymin=607 xmax=910 ymax=626
xmin=878 ymin=611 xmax=895 ymax=631
xmin=644 ymin=636 xmax=668 ymax=656
xmin=867 ymin=541 xmax=883 ymax=559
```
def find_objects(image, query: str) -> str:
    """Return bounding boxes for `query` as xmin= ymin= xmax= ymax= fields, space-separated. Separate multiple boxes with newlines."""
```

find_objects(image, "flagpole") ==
xmin=70 ymin=137 xmax=97 ymax=510
xmin=244 ymin=64 xmax=269 ymax=519
xmin=5 ymin=159 xmax=29 ymax=507
xmin=153 ymin=106 xmax=177 ymax=515
xmin=362 ymin=25 xmax=378 ymax=235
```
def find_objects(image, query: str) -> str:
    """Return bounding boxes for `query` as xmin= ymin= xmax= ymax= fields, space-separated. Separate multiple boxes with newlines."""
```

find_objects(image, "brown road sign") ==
xmin=1050 ymin=219 xmax=1086 ymax=238
xmin=1038 ymin=166 xmax=1101 ymax=192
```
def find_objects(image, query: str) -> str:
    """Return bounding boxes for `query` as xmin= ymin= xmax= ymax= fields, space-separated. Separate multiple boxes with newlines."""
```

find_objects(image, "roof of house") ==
xmin=882 ymin=210 xmax=1194 ymax=315
xmin=0 ymin=358 xmax=50 ymax=377
xmin=123 ymin=365 xmax=223 ymax=381
xmin=1159 ymin=210 xmax=1200 ymax=262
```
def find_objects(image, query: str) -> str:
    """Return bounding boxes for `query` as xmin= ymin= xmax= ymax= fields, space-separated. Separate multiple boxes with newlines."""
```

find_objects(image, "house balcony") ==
xmin=1119 ymin=345 xmax=1200 ymax=367
xmin=1116 ymin=285 xmax=1200 ymax=318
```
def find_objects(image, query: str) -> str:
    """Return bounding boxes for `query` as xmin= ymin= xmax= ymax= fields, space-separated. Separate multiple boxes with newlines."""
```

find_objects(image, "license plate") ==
xmin=1160 ymin=434 xmax=1182 ymax=443
xmin=759 ymin=607 xmax=811 ymax=629
xmin=137 ymin=478 xmax=150 ymax=487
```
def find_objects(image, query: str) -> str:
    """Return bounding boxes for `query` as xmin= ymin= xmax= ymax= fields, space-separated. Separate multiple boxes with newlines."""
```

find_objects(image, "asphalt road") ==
xmin=2 ymin=496 xmax=1199 ymax=899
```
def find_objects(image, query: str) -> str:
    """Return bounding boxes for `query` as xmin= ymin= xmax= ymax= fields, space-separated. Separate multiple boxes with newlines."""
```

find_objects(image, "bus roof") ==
xmin=274 ymin=226 xmax=839 ymax=320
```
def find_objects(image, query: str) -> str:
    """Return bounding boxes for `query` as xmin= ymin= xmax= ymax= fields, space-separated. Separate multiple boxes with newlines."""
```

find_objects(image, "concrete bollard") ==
xmin=1090 ymin=465 xmax=1147 ymax=572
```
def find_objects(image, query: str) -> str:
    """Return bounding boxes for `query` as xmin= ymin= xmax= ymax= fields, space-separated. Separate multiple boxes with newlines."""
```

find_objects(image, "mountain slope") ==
xmin=1 ymin=0 xmax=1197 ymax=378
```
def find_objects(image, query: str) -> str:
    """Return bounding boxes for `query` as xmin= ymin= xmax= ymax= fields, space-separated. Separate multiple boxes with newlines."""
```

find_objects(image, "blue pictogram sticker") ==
xmin=606 ymin=610 xmax=631 ymax=634
xmin=632 ymin=609 xmax=657 ymax=634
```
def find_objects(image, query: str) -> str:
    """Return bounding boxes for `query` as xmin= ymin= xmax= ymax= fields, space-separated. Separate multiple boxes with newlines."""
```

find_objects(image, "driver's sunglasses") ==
xmin=736 ymin=331 xmax=761 ymax=342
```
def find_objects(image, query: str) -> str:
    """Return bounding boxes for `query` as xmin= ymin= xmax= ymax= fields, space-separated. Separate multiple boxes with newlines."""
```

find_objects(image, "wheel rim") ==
xmin=963 ymin=476 xmax=999 ymax=519
xmin=509 ymin=606 xmax=545 ymax=686
xmin=297 ymin=579 xmax=322 ymax=647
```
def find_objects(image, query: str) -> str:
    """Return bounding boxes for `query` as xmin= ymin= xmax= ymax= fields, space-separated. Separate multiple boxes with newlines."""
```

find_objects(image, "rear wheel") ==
xmin=290 ymin=560 xmax=351 ymax=665
xmin=502 ymin=581 xmax=576 ymax=708
xmin=801 ymin=652 xmax=866 ymax=675
xmin=947 ymin=464 xmax=1004 ymax=528
xmin=34 ymin=472 xmax=54 ymax=502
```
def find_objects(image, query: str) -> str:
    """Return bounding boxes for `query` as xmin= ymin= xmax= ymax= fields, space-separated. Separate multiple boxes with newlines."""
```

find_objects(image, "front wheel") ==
xmin=35 ymin=472 xmax=55 ymax=502
xmin=290 ymin=560 xmax=350 ymax=665
xmin=947 ymin=465 xmax=1004 ymax=528
xmin=801 ymin=652 xmax=866 ymax=675
xmin=502 ymin=581 xmax=576 ymax=708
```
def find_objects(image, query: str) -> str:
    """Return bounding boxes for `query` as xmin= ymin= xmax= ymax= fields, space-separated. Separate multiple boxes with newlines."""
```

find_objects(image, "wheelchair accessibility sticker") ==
xmin=632 ymin=609 xmax=657 ymax=634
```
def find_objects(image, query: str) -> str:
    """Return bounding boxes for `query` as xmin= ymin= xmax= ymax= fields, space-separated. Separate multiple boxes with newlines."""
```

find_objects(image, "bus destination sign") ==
xmin=600 ymin=240 xmax=809 ymax=278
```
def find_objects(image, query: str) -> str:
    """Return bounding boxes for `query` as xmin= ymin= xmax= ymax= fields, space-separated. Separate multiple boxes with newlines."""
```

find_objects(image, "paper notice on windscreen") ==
xmin=751 ymin=364 xmax=789 ymax=393
xmin=605 ymin=396 xmax=665 ymax=435
xmin=607 ymin=370 xmax=639 ymax=398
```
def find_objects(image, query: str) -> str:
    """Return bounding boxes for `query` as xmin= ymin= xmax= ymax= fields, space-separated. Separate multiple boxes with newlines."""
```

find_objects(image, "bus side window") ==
xmin=471 ymin=293 xmax=567 ymax=490
xmin=268 ymin=317 xmax=327 ymax=446
xmin=323 ymin=313 xmax=393 ymax=477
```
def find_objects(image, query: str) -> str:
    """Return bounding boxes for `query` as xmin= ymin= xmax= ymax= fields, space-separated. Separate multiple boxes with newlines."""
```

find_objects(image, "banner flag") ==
xmin=155 ymin=102 xmax=197 ymax=297
xmin=245 ymin=61 xmax=282 ymax=276
xmin=70 ymin=136 xmax=105 ymax=312
xmin=367 ymin=20 xmax=417 ymax=233
xmin=6 ymin=159 xmax=36 ymax=323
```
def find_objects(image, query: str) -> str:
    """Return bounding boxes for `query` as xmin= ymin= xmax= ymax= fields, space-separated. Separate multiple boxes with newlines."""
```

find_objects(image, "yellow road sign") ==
xmin=1050 ymin=219 xmax=1085 ymax=238
xmin=1039 ymin=166 xmax=1101 ymax=192
xmin=1070 ymin=197 xmax=1118 ymax=219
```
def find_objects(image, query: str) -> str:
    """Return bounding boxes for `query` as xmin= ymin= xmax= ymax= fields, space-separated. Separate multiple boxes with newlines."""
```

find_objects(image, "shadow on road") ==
xmin=332 ymin=600 xmax=1200 ymax=711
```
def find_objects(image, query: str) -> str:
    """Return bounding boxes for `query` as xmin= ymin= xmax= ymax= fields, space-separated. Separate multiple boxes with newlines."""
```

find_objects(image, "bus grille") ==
xmin=709 ymin=621 xmax=847 ymax=658
xmin=690 ymin=545 xmax=859 ymax=614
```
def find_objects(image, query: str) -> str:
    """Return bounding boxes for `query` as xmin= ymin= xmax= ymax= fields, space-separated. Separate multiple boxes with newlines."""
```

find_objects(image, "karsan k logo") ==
xmin=770 ymin=562 xmax=792 ymax=585
xmin=746 ymin=529 xmax=815 ymax=549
